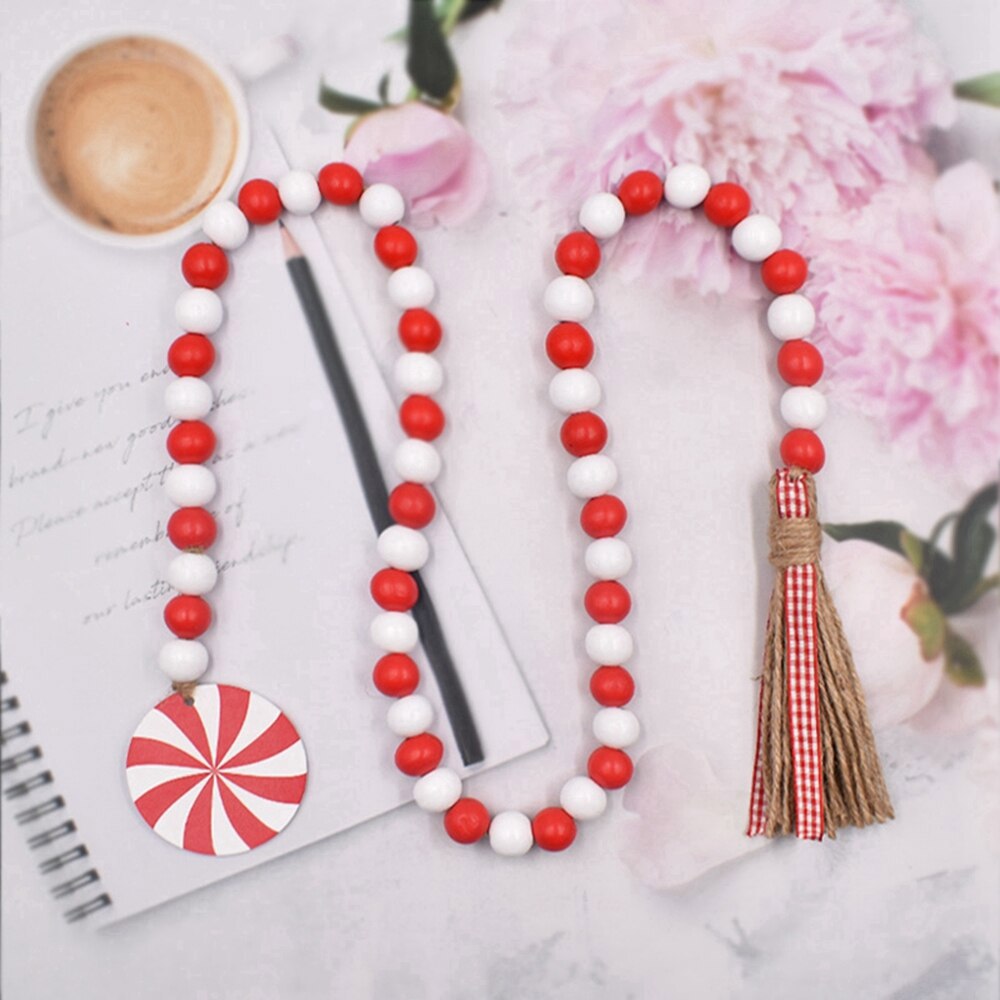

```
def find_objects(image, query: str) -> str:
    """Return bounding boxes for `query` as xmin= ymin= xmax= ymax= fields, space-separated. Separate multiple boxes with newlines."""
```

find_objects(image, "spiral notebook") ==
xmin=0 ymin=128 xmax=548 ymax=925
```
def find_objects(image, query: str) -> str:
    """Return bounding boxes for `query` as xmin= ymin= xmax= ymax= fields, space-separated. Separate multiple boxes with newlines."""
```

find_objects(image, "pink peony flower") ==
xmin=823 ymin=536 xmax=998 ymax=734
xmin=910 ymin=677 xmax=997 ymax=736
xmin=620 ymin=742 xmax=764 ymax=889
xmin=497 ymin=0 xmax=954 ymax=292
xmin=807 ymin=161 xmax=1000 ymax=483
xmin=822 ymin=540 xmax=944 ymax=729
xmin=345 ymin=102 xmax=490 ymax=228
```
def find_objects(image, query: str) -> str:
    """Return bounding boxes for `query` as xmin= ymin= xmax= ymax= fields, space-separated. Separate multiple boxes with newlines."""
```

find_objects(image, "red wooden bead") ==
xmin=780 ymin=429 xmax=826 ymax=473
xmin=584 ymin=581 xmax=631 ymax=623
xmin=167 ymin=507 xmax=217 ymax=550
xmin=395 ymin=733 xmax=443 ymax=776
xmin=166 ymin=421 xmax=216 ymax=464
xmin=388 ymin=482 xmax=436 ymax=529
xmin=776 ymin=340 xmax=824 ymax=387
xmin=318 ymin=162 xmax=364 ymax=205
xmin=372 ymin=653 xmax=420 ymax=696
xmin=168 ymin=334 xmax=215 ymax=377
xmin=400 ymin=395 xmax=445 ymax=441
xmin=703 ymin=183 xmax=751 ymax=227
xmin=580 ymin=494 xmax=628 ymax=538
xmin=531 ymin=807 xmax=577 ymax=852
xmin=398 ymin=309 xmax=442 ymax=352
xmin=374 ymin=225 xmax=418 ymax=269
xmin=588 ymin=747 xmax=634 ymax=789
xmin=560 ymin=412 xmax=607 ymax=457
xmin=181 ymin=242 xmax=229 ymax=289
xmin=444 ymin=797 xmax=490 ymax=844
xmin=761 ymin=249 xmax=808 ymax=294
xmin=590 ymin=665 xmax=635 ymax=707
xmin=554 ymin=231 xmax=601 ymax=278
xmin=237 ymin=178 xmax=282 ymax=225
xmin=370 ymin=569 xmax=419 ymax=611
xmin=164 ymin=594 xmax=212 ymax=639
xmin=618 ymin=170 xmax=663 ymax=215
xmin=545 ymin=322 xmax=594 ymax=369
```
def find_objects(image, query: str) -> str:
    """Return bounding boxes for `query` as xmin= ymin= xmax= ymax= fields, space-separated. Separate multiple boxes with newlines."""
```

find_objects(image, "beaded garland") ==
xmin=132 ymin=158 xmax=842 ymax=857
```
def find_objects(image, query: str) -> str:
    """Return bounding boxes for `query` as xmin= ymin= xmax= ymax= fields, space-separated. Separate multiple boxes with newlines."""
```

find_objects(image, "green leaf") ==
xmin=439 ymin=0 xmax=467 ymax=32
xmin=377 ymin=72 xmax=391 ymax=105
xmin=900 ymin=586 xmax=946 ymax=661
xmin=943 ymin=627 xmax=987 ymax=686
xmin=457 ymin=0 xmax=502 ymax=21
xmin=927 ymin=511 xmax=958 ymax=555
xmin=318 ymin=82 xmax=384 ymax=116
xmin=823 ymin=520 xmax=909 ymax=556
xmin=951 ymin=573 xmax=1000 ymax=613
xmin=900 ymin=529 xmax=927 ymax=574
xmin=389 ymin=0 xmax=500 ymax=41
xmin=938 ymin=482 xmax=998 ymax=613
xmin=955 ymin=72 xmax=1000 ymax=107
xmin=406 ymin=0 xmax=459 ymax=100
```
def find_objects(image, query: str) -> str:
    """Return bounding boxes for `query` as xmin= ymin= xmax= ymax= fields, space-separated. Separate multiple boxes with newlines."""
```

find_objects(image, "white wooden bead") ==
xmin=731 ymin=214 xmax=782 ymax=262
xmin=370 ymin=611 xmax=419 ymax=653
xmin=167 ymin=552 xmax=218 ymax=595
xmin=780 ymin=386 xmax=828 ymax=429
xmin=664 ymin=163 xmax=711 ymax=208
xmin=394 ymin=352 xmax=443 ymax=395
xmin=165 ymin=378 xmax=213 ymax=420
xmin=388 ymin=266 xmax=435 ymax=309
xmin=560 ymin=776 xmax=608 ymax=821
xmin=593 ymin=707 xmax=641 ymax=749
xmin=377 ymin=524 xmax=430 ymax=571
xmin=585 ymin=624 xmax=634 ymax=664
xmin=202 ymin=200 xmax=249 ymax=250
xmin=548 ymin=369 xmax=601 ymax=413
xmin=394 ymin=439 xmax=441 ymax=484
xmin=543 ymin=275 xmax=595 ymax=321
xmin=157 ymin=639 xmax=209 ymax=682
xmin=413 ymin=767 xmax=462 ymax=813
xmin=489 ymin=810 xmax=533 ymax=857
xmin=386 ymin=693 xmax=434 ymax=736
xmin=567 ymin=455 xmax=617 ymax=499
xmin=585 ymin=538 xmax=633 ymax=580
xmin=175 ymin=288 xmax=223 ymax=334
xmin=278 ymin=170 xmax=321 ymax=215
xmin=359 ymin=183 xmax=405 ymax=227
xmin=767 ymin=293 xmax=816 ymax=340
xmin=164 ymin=464 xmax=217 ymax=507
xmin=579 ymin=192 xmax=625 ymax=239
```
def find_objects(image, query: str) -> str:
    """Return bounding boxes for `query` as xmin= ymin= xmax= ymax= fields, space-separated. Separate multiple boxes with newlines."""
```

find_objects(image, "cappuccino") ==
xmin=34 ymin=36 xmax=239 ymax=236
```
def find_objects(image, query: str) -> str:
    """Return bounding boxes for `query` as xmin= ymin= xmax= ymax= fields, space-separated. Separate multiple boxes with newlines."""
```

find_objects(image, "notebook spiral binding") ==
xmin=1 ymin=669 xmax=112 ymax=922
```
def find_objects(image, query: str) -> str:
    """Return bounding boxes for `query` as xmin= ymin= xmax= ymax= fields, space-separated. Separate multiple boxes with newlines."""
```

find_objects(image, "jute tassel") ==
xmin=747 ymin=468 xmax=893 ymax=840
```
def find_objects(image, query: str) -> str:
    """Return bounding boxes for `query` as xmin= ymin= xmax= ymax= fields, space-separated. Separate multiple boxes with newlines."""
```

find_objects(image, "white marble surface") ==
xmin=2 ymin=1 xmax=997 ymax=997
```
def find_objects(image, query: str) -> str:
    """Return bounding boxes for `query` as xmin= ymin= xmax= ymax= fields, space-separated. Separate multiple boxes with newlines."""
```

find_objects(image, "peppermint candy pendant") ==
xmin=126 ymin=684 xmax=307 ymax=855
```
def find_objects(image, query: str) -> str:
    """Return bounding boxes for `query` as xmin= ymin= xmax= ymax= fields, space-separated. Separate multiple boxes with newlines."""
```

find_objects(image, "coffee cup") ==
xmin=26 ymin=30 xmax=252 ymax=249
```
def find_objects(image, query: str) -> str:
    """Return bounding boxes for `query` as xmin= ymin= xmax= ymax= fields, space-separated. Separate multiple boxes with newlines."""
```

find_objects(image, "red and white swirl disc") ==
xmin=126 ymin=684 xmax=307 ymax=855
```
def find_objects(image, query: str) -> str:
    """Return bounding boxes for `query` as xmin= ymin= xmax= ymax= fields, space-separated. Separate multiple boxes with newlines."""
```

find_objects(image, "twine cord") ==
xmin=754 ymin=469 xmax=893 ymax=838
xmin=171 ymin=681 xmax=197 ymax=705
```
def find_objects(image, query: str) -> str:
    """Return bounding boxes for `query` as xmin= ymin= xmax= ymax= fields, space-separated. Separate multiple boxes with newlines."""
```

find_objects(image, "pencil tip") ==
xmin=280 ymin=222 xmax=303 ymax=260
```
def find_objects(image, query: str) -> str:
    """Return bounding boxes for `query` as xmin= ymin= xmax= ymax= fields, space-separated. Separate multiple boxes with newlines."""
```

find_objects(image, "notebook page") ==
xmin=0 ymin=127 xmax=547 ymax=923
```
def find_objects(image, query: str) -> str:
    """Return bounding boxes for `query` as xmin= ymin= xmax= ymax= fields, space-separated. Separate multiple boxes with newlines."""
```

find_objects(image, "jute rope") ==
xmin=171 ymin=681 xmax=198 ymax=705
xmin=758 ymin=470 xmax=893 ymax=837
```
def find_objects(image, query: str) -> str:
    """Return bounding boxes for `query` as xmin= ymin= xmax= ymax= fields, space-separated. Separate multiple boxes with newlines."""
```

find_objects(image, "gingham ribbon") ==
xmin=747 ymin=469 xmax=825 ymax=840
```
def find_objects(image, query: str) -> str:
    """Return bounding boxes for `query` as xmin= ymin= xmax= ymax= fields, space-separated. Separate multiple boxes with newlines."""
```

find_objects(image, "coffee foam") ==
xmin=35 ymin=37 xmax=239 ymax=236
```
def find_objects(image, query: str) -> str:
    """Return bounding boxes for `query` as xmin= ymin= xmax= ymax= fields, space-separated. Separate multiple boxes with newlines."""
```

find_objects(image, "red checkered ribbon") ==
xmin=747 ymin=469 xmax=825 ymax=840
